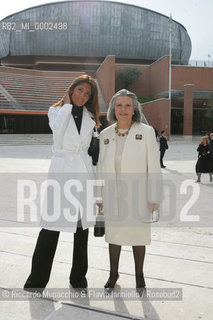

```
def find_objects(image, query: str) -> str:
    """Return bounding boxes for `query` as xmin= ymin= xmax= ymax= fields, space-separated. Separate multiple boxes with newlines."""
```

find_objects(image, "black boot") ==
xmin=133 ymin=245 xmax=146 ymax=292
xmin=197 ymin=173 xmax=201 ymax=183
xmin=104 ymin=243 xmax=121 ymax=290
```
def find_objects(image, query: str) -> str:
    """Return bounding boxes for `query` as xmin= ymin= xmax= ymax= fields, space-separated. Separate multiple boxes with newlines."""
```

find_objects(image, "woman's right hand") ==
xmin=63 ymin=89 xmax=71 ymax=105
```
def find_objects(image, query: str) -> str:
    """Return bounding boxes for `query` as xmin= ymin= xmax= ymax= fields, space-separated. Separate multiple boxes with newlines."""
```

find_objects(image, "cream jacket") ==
xmin=97 ymin=122 xmax=162 ymax=224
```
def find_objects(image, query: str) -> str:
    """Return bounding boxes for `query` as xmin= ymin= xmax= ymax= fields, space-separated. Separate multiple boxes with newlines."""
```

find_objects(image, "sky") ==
xmin=0 ymin=0 xmax=212 ymax=61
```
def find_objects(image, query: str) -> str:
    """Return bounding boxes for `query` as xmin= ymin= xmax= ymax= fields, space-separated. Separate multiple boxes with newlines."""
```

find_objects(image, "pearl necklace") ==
xmin=115 ymin=123 xmax=132 ymax=137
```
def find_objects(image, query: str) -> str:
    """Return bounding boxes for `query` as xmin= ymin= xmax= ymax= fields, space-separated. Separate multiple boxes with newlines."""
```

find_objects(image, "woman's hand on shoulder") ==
xmin=63 ymin=89 xmax=71 ymax=105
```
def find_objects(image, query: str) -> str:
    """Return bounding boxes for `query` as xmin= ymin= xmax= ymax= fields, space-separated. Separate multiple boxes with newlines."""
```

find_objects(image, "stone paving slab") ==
xmin=0 ymin=138 xmax=213 ymax=320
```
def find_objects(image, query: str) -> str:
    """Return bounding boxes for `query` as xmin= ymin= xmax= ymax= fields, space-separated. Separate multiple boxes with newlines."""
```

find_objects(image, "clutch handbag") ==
xmin=143 ymin=209 xmax=160 ymax=224
xmin=94 ymin=207 xmax=105 ymax=237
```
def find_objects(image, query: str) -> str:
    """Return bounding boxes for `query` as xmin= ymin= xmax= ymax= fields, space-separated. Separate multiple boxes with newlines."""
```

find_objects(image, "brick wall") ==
xmin=96 ymin=55 xmax=115 ymax=105
xmin=142 ymin=98 xmax=170 ymax=134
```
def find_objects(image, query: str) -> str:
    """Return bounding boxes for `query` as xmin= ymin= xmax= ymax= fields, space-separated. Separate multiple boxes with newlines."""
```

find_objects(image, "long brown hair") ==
xmin=52 ymin=74 xmax=101 ymax=127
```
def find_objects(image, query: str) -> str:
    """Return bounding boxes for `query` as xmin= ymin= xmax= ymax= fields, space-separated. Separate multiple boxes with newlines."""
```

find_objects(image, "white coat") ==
xmin=97 ymin=122 xmax=162 ymax=245
xmin=40 ymin=104 xmax=96 ymax=233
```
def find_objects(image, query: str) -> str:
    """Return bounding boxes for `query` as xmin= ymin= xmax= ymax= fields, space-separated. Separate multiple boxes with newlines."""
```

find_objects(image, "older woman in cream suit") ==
xmin=97 ymin=89 xmax=161 ymax=291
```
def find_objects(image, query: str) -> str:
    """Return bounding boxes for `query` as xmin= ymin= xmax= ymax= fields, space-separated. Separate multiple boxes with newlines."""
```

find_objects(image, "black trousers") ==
xmin=24 ymin=227 xmax=89 ymax=290
xmin=160 ymin=149 xmax=166 ymax=167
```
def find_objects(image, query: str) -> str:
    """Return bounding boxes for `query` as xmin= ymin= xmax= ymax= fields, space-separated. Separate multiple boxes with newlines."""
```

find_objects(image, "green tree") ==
xmin=116 ymin=67 xmax=142 ymax=90
xmin=137 ymin=96 xmax=154 ymax=104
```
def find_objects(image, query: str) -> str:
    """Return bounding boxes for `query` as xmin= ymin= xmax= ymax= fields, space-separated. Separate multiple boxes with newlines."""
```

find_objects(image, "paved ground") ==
xmin=0 ymin=135 xmax=213 ymax=320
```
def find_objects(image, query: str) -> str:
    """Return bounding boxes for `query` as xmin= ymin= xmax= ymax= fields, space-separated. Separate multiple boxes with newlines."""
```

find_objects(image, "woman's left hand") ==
xmin=63 ymin=89 xmax=71 ymax=105
xmin=150 ymin=203 xmax=160 ymax=222
xmin=150 ymin=203 xmax=159 ymax=212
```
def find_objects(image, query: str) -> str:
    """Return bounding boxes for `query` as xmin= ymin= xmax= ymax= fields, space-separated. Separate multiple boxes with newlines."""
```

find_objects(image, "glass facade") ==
xmin=171 ymin=94 xmax=213 ymax=135
xmin=0 ymin=113 xmax=108 ymax=134
xmin=0 ymin=114 xmax=51 ymax=134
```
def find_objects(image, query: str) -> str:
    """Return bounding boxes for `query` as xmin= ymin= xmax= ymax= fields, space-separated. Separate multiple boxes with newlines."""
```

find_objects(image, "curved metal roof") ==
xmin=0 ymin=0 xmax=192 ymax=64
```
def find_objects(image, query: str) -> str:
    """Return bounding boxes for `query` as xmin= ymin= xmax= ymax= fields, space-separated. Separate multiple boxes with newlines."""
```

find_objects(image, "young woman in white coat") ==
xmin=24 ymin=75 xmax=100 ymax=292
xmin=97 ymin=89 xmax=161 ymax=292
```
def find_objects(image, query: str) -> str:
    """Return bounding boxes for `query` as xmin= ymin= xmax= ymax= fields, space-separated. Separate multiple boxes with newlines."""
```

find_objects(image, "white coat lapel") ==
xmin=104 ymin=124 xmax=116 ymax=172
xmin=80 ymin=107 xmax=95 ymax=140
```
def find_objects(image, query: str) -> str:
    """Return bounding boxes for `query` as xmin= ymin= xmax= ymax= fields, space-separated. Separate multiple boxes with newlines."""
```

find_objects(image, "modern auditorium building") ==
xmin=0 ymin=0 xmax=212 ymax=136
